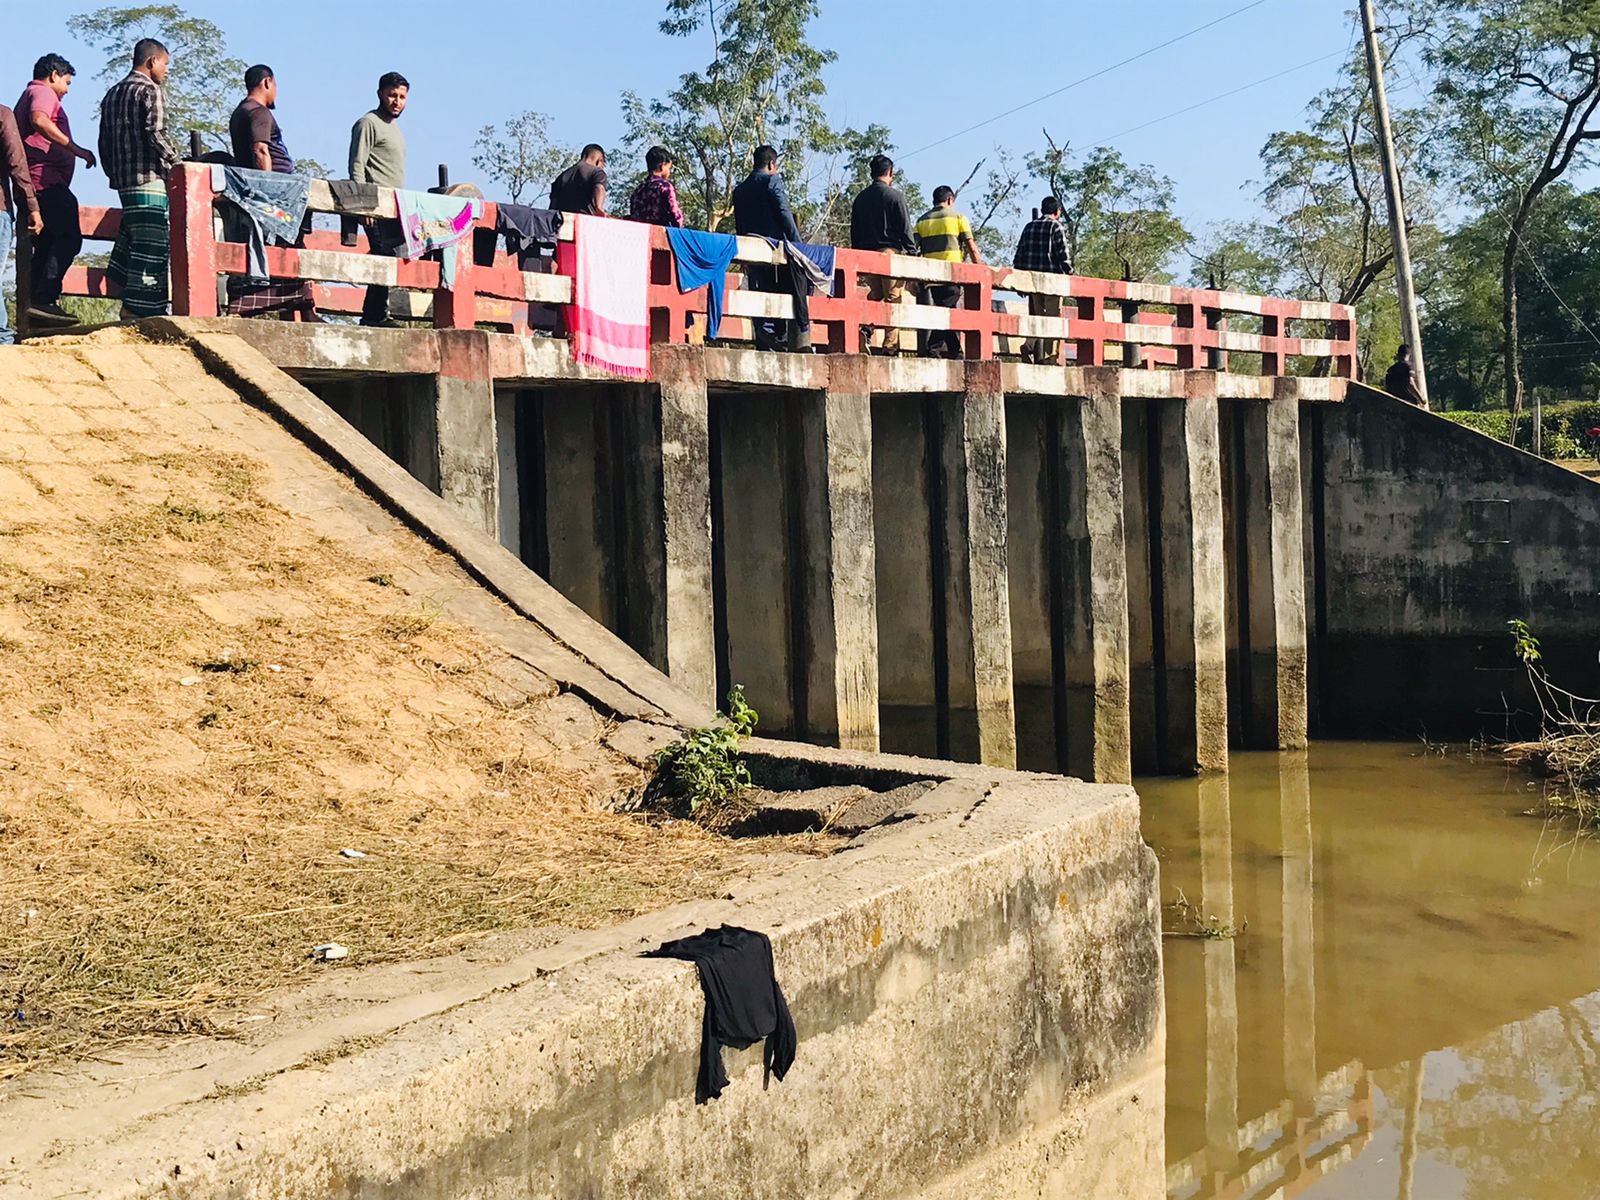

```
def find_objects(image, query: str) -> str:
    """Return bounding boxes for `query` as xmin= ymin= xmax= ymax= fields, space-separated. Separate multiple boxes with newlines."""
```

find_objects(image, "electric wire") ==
xmin=899 ymin=0 xmax=1271 ymax=159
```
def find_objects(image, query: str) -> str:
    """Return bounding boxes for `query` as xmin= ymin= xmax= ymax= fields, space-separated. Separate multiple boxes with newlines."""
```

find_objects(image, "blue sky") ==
xmin=3 ymin=0 xmax=1360 ymax=229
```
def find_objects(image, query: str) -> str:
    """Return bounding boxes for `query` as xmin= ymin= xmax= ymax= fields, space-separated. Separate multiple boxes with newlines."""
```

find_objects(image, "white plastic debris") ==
xmin=338 ymin=848 xmax=367 ymax=860
xmin=311 ymin=943 xmax=348 ymax=962
xmin=266 ymin=664 xmax=284 ymax=673
xmin=20 ymin=908 xmax=38 ymax=926
xmin=179 ymin=675 xmax=202 ymax=687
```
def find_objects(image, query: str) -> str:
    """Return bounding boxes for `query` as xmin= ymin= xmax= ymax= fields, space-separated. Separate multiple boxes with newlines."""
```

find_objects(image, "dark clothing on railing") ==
xmin=1013 ymin=216 xmax=1071 ymax=274
xmin=849 ymin=179 xmax=917 ymax=254
xmin=549 ymin=161 xmax=607 ymax=216
xmin=30 ymin=186 xmax=81 ymax=307
xmin=0 ymin=104 xmax=38 ymax=222
xmin=732 ymin=170 xmax=800 ymax=243
xmin=97 ymin=71 xmax=181 ymax=191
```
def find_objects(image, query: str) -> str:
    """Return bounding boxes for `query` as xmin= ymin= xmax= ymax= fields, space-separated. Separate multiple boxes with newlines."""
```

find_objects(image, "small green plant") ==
xmin=1509 ymin=618 xmax=1542 ymax=665
xmin=1162 ymin=889 xmax=1243 ymax=940
xmin=653 ymin=686 xmax=759 ymax=816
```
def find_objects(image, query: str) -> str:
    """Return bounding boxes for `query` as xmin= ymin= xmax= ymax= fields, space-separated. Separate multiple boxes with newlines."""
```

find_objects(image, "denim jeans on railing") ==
xmin=0 ymin=208 xmax=15 ymax=345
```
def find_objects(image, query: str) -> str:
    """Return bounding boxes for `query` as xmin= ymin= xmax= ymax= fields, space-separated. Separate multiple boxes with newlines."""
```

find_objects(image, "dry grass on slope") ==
xmin=0 ymin=349 xmax=770 ymax=1076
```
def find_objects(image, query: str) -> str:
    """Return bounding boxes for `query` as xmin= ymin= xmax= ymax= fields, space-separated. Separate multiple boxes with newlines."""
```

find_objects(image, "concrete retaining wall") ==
xmin=1312 ymin=383 xmax=1600 ymax=736
xmin=7 ymin=763 xmax=1163 ymax=1200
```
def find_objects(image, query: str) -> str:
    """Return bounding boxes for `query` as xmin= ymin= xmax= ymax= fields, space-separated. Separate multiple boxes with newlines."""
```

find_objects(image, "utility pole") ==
xmin=1360 ymin=0 xmax=1429 ymax=407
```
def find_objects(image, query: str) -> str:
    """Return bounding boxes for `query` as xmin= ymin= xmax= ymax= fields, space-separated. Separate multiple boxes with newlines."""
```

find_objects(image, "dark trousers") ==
xmin=30 ymin=186 xmax=82 ymax=307
xmin=922 ymin=282 xmax=961 ymax=358
xmin=362 ymin=218 xmax=404 ymax=324
xmin=744 ymin=263 xmax=793 ymax=348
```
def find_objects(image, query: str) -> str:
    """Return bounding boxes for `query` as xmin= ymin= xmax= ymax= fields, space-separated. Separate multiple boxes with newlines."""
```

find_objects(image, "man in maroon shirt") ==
xmin=15 ymin=53 xmax=94 ymax=326
xmin=0 ymin=102 xmax=42 ymax=345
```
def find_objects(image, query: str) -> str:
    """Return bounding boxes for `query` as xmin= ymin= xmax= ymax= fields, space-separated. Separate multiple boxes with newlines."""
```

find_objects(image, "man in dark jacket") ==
xmin=732 ymin=144 xmax=802 ymax=350
xmin=850 ymin=154 xmax=918 ymax=354
xmin=1383 ymin=342 xmax=1427 ymax=409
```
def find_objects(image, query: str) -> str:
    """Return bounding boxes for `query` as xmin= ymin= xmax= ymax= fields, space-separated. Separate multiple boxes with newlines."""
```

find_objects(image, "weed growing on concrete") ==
xmin=652 ymin=687 xmax=759 ymax=817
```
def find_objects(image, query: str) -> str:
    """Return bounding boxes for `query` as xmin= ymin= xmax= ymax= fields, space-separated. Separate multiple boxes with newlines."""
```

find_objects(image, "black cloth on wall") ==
xmin=644 ymin=925 xmax=797 ymax=1103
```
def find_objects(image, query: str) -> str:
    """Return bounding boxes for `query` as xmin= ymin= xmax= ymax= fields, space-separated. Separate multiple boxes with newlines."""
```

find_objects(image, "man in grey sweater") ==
xmin=347 ymin=71 xmax=407 ymax=328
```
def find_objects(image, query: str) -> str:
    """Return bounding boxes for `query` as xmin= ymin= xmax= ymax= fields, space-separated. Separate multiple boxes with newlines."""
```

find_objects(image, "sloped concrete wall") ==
xmin=1314 ymin=383 xmax=1600 ymax=736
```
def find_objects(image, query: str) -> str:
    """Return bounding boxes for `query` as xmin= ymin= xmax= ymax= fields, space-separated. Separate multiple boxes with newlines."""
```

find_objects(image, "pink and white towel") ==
xmin=558 ymin=214 xmax=651 ymax=379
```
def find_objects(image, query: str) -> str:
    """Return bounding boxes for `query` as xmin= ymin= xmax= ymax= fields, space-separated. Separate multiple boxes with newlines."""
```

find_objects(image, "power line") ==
xmin=1078 ymin=51 xmax=1346 ymax=150
xmin=900 ymin=0 xmax=1270 ymax=159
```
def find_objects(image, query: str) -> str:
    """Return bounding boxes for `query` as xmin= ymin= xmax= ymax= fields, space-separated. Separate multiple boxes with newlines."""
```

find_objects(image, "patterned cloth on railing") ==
xmin=665 ymin=226 xmax=738 ymax=339
xmin=760 ymin=237 xmax=833 ymax=337
xmin=557 ymin=213 xmax=650 ymax=379
xmin=211 ymin=165 xmax=311 ymax=283
xmin=396 ymin=190 xmax=481 ymax=289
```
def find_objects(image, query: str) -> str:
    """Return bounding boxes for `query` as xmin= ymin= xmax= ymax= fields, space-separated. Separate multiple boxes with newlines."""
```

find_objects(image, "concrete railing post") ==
xmin=1156 ymin=372 xmax=1229 ymax=772
xmin=796 ymin=356 xmax=880 ymax=750
xmin=1061 ymin=368 xmax=1134 ymax=783
xmin=941 ymin=361 xmax=1017 ymax=767
xmin=170 ymin=164 xmax=218 ymax=317
xmin=432 ymin=330 xmax=499 ymax=536
xmin=631 ymin=345 xmax=717 ymax=708
xmin=1241 ymin=378 xmax=1309 ymax=749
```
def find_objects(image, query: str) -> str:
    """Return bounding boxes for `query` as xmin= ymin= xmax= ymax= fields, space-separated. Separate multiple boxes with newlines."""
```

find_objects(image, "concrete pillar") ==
xmin=628 ymin=347 xmax=717 ymax=709
xmin=433 ymin=330 xmax=498 ymax=537
xmin=494 ymin=391 xmax=520 ymax=554
xmin=1241 ymin=380 xmax=1310 ymax=749
xmin=1004 ymin=398 xmax=1056 ymax=772
xmin=540 ymin=386 xmax=617 ymax=630
xmin=1060 ymin=369 xmax=1133 ymax=783
xmin=797 ymin=358 xmax=880 ymax=750
xmin=1157 ymin=375 xmax=1229 ymax=773
xmin=1121 ymin=402 xmax=1160 ymax=775
xmin=941 ymin=362 xmax=1017 ymax=767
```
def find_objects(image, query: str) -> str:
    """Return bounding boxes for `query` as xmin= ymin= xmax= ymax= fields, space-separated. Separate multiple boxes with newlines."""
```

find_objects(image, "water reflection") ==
xmin=1142 ymin=742 xmax=1600 ymax=1200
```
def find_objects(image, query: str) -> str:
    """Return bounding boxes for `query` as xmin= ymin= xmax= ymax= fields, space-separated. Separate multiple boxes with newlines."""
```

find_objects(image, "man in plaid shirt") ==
xmin=98 ymin=38 xmax=181 ymax=319
xmin=1012 ymin=196 xmax=1071 ymax=365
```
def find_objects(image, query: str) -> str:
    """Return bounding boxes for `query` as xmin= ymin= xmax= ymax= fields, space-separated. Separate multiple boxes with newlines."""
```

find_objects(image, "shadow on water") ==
xmin=1141 ymin=741 xmax=1600 ymax=1200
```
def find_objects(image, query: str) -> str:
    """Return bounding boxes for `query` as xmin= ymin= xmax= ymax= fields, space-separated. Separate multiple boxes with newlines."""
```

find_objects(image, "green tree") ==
xmin=1186 ymin=221 xmax=1283 ymax=293
xmin=1056 ymin=147 xmax=1188 ymax=282
xmin=619 ymin=0 xmax=898 ymax=238
xmin=1417 ymin=0 xmax=1600 ymax=416
xmin=67 ymin=4 xmax=244 ymax=149
xmin=472 ymin=111 xmax=573 ymax=206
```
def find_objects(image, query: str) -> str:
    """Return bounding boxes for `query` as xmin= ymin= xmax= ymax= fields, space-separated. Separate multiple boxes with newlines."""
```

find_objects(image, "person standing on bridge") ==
xmin=628 ymin=145 xmax=683 ymax=227
xmin=915 ymin=185 xmax=982 ymax=359
xmin=225 ymin=65 xmax=319 ymax=322
xmin=99 ymin=38 xmax=182 ymax=321
xmin=15 ymin=53 xmax=94 ymax=328
xmin=348 ymin=71 xmax=409 ymax=329
xmin=0 ymin=102 xmax=42 ymax=345
xmin=550 ymin=145 xmax=609 ymax=217
xmin=1012 ymin=197 xmax=1072 ymax=365
xmin=732 ymin=144 xmax=803 ymax=351
xmin=850 ymin=154 xmax=919 ymax=356
xmin=1383 ymin=342 xmax=1428 ymax=409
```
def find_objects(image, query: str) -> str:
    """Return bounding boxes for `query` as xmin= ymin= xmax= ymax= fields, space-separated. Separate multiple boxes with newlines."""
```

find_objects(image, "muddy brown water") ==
xmin=1140 ymin=741 xmax=1600 ymax=1200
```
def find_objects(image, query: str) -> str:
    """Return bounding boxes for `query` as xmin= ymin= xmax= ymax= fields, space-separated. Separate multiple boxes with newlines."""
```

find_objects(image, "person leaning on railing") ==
xmin=850 ymin=154 xmax=919 ymax=355
xmin=0 ymin=101 xmax=42 ymax=345
xmin=15 ymin=53 xmax=93 ymax=329
xmin=98 ymin=37 xmax=182 ymax=321
xmin=348 ymin=71 xmax=409 ymax=329
xmin=1012 ymin=196 xmax=1071 ymax=365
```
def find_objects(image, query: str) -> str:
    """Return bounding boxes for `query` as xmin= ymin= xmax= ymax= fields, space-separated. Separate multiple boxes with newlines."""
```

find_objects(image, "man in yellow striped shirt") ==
xmin=915 ymin=185 xmax=982 ymax=358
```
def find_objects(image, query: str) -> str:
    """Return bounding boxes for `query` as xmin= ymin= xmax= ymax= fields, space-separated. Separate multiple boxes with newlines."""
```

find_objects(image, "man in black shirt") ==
xmin=850 ymin=154 xmax=918 ymax=354
xmin=1383 ymin=342 xmax=1427 ymax=408
xmin=550 ymin=144 xmax=608 ymax=216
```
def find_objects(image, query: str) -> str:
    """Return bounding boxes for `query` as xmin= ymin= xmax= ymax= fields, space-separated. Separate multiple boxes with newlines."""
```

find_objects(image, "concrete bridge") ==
xmin=35 ymin=165 xmax=1600 ymax=781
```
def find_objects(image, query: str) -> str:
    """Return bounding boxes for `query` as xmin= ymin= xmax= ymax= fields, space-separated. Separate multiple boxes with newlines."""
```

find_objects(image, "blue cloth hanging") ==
xmin=666 ymin=226 xmax=740 ymax=338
